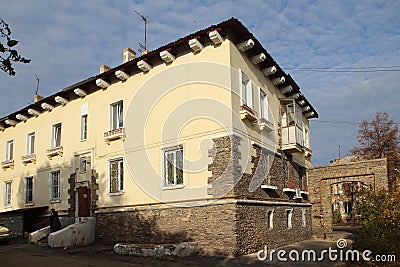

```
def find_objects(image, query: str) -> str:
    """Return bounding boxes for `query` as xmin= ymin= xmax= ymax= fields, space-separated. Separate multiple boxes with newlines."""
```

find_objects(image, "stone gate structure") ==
xmin=308 ymin=158 xmax=388 ymax=238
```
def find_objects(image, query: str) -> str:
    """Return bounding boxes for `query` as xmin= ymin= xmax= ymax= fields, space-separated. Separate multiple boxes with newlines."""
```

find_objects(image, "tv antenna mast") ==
xmin=134 ymin=10 xmax=147 ymax=53
xmin=34 ymin=73 xmax=40 ymax=95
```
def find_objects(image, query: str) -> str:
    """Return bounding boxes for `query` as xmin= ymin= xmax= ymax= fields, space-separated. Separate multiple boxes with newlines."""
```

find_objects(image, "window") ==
xmin=110 ymin=101 xmax=123 ymax=130
xmin=259 ymin=89 xmax=268 ymax=119
xmin=4 ymin=181 xmax=11 ymax=206
xmin=27 ymin=132 xmax=35 ymax=155
xmin=344 ymin=202 xmax=352 ymax=214
xmin=109 ymin=158 xmax=123 ymax=194
xmin=81 ymin=115 xmax=88 ymax=140
xmin=6 ymin=140 xmax=13 ymax=160
xmin=163 ymin=146 xmax=183 ymax=187
xmin=50 ymin=170 xmax=61 ymax=201
xmin=25 ymin=177 xmax=33 ymax=204
xmin=286 ymin=209 xmax=293 ymax=229
xmin=51 ymin=123 xmax=62 ymax=148
xmin=241 ymin=72 xmax=253 ymax=109
xmin=267 ymin=209 xmax=274 ymax=230
xmin=79 ymin=157 xmax=87 ymax=173
xmin=302 ymin=208 xmax=307 ymax=227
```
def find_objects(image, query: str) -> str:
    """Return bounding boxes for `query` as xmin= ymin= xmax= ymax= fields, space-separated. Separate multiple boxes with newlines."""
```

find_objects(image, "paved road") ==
xmin=0 ymin=227 xmax=357 ymax=266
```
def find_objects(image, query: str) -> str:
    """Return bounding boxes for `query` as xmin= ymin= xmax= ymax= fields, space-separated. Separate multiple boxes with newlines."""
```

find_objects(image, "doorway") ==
xmin=77 ymin=186 xmax=90 ymax=217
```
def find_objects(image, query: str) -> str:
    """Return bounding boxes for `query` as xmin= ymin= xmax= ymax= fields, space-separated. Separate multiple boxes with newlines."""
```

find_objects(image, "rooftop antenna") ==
xmin=34 ymin=73 xmax=40 ymax=95
xmin=134 ymin=10 xmax=147 ymax=53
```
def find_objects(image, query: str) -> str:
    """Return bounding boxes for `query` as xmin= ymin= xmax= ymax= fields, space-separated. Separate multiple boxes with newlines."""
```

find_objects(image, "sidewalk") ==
xmin=0 ymin=226 xmax=357 ymax=266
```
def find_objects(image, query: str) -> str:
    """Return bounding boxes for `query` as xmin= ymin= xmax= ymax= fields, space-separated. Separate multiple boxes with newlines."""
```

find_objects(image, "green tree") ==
xmin=353 ymin=186 xmax=400 ymax=257
xmin=0 ymin=18 xmax=30 ymax=76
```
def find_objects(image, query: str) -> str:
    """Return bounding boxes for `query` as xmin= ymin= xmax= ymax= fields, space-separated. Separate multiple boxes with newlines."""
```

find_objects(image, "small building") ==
xmin=0 ymin=18 xmax=318 ymax=255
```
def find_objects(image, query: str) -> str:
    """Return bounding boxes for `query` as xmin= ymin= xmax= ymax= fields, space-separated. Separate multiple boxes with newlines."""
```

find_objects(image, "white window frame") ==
xmin=4 ymin=181 xmax=12 ymax=207
xmin=302 ymin=208 xmax=307 ymax=227
xmin=81 ymin=114 xmax=88 ymax=141
xmin=110 ymin=100 xmax=123 ymax=130
xmin=6 ymin=140 xmax=13 ymax=161
xmin=240 ymin=71 xmax=253 ymax=109
xmin=267 ymin=209 xmax=274 ymax=230
xmin=259 ymin=89 xmax=269 ymax=120
xmin=50 ymin=170 xmax=61 ymax=202
xmin=163 ymin=145 xmax=184 ymax=188
xmin=27 ymin=132 xmax=35 ymax=155
xmin=108 ymin=157 xmax=124 ymax=195
xmin=25 ymin=176 xmax=34 ymax=204
xmin=286 ymin=208 xmax=293 ymax=229
xmin=51 ymin=123 xmax=62 ymax=148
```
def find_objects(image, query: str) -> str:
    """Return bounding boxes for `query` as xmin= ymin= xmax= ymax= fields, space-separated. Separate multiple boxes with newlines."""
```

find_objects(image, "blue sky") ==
xmin=1 ymin=0 xmax=399 ymax=165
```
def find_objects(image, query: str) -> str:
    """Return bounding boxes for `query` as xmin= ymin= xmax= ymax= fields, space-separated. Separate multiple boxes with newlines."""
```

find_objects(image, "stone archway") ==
xmin=308 ymin=158 xmax=388 ymax=239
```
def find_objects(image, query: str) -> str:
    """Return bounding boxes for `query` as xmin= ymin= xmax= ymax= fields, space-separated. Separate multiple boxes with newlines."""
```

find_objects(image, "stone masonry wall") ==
xmin=308 ymin=158 xmax=388 ymax=239
xmin=235 ymin=203 xmax=312 ymax=255
xmin=96 ymin=203 xmax=237 ymax=255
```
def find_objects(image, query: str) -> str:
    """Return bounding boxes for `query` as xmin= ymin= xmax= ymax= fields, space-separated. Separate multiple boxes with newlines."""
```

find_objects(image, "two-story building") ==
xmin=0 ymin=18 xmax=318 ymax=255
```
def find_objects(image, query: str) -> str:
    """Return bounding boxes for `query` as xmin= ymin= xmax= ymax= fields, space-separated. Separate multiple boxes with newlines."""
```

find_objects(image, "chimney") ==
xmin=99 ymin=64 xmax=111 ymax=74
xmin=123 ymin=48 xmax=136 ymax=63
xmin=34 ymin=94 xmax=43 ymax=103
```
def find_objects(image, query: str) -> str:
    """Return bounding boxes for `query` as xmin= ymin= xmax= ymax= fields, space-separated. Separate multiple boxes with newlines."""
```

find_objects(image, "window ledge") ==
xmin=104 ymin=128 xmax=125 ymax=144
xmin=24 ymin=202 xmax=35 ymax=206
xmin=240 ymin=105 xmax=257 ymax=124
xmin=261 ymin=184 xmax=278 ymax=190
xmin=258 ymin=118 xmax=274 ymax=132
xmin=1 ymin=159 xmax=14 ymax=169
xmin=3 ymin=205 xmax=11 ymax=208
xmin=46 ymin=146 xmax=63 ymax=159
xmin=283 ymin=188 xmax=296 ymax=193
xmin=21 ymin=154 xmax=36 ymax=165
xmin=108 ymin=191 xmax=124 ymax=196
xmin=162 ymin=184 xmax=185 ymax=190
xmin=50 ymin=199 xmax=61 ymax=203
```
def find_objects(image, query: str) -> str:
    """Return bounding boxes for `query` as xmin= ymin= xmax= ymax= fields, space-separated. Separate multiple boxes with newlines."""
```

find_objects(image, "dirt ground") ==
xmin=0 ymin=227 xmax=358 ymax=267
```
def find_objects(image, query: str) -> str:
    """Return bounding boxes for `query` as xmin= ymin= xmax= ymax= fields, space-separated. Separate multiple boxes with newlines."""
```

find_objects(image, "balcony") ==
xmin=1 ymin=159 xmax=14 ymax=169
xmin=21 ymin=154 xmax=36 ymax=165
xmin=281 ymin=125 xmax=304 ymax=153
xmin=240 ymin=105 xmax=257 ymax=124
xmin=46 ymin=146 xmax=63 ymax=159
xmin=258 ymin=118 xmax=274 ymax=132
xmin=104 ymin=128 xmax=125 ymax=144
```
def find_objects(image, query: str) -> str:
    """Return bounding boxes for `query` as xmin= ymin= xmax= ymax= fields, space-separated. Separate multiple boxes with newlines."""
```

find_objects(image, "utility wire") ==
xmin=310 ymin=120 xmax=397 ymax=125
xmin=286 ymin=65 xmax=400 ymax=73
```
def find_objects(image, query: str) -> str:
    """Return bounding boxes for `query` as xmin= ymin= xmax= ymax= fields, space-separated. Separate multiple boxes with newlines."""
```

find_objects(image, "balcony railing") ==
xmin=1 ymin=159 xmax=14 ymax=169
xmin=46 ymin=146 xmax=63 ymax=159
xmin=104 ymin=127 xmax=125 ymax=144
xmin=240 ymin=105 xmax=257 ymax=124
xmin=21 ymin=154 xmax=36 ymax=165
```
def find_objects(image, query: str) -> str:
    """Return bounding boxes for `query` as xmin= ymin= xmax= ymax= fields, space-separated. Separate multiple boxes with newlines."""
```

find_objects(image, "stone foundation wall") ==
xmin=235 ymin=203 xmax=312 ymax=255
xmin=96 ymin=203 xmax=237 ymax=255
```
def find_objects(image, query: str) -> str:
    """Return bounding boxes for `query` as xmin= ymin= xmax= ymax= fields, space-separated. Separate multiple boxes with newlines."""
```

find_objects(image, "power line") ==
xmin=286 ymin=65 xmax=400 ymax=73
xmin=310 ymin=120 xmax=397 ymax=125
